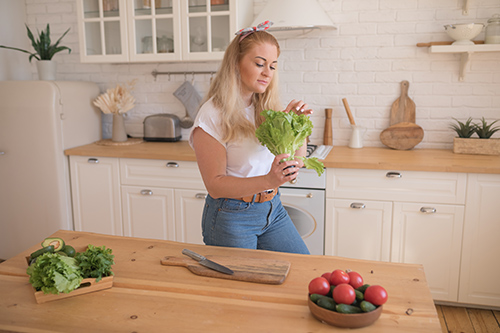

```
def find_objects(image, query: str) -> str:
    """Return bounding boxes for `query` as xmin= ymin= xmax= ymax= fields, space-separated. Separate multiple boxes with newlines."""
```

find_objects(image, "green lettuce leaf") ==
xmin=255 ymin=109 xmax=324 ymax=176
xmin=26 ymin=252 xmax=83 ymax=294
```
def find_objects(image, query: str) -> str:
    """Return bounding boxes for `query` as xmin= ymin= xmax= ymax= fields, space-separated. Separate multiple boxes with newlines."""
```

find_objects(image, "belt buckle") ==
xmin=264 ymin=189 xmax=275 ymax=194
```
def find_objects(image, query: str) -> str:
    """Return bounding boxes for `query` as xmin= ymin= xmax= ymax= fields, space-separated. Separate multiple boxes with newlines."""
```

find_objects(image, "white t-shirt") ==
xmin=189 ymin=98 xmax=275 ymax=178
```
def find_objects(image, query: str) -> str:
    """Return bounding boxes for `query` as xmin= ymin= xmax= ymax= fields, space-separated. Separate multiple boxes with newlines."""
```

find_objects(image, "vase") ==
xmin=112 ymin=114 xmax=127 ymax=142
xmin=36 ymin=60 xmax=57 ymax=80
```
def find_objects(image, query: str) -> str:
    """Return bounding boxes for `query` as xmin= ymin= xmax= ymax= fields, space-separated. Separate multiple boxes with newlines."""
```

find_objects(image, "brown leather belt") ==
xmin=239 ymin=188 xmax=278 ymax=203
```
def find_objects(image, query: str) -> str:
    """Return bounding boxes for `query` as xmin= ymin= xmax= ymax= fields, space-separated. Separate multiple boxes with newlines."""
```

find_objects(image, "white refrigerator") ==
xmin=0 ymin=81 xmax=101 ymax=259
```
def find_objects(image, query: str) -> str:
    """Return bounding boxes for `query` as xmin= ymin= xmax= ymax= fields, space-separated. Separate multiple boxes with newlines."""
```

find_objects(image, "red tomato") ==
xmin=308 ymin=277 xmax=330 ymax=296
xmin=330 ymin=269 xmax=350 ymax=286
xmin=332 ymin=283 xmax=356 ymax=305
xmin=364 ymin=285 xmax=388 ymax=306
xmin=321 ymin=272 xmax=332 ymax=281
xmin=348 ymin=271 xmax=364 ymax=289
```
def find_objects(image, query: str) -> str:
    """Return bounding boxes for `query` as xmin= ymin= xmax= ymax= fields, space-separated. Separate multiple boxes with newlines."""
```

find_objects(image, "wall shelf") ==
xmin=429 ymin=44 xmax=500 ymax=81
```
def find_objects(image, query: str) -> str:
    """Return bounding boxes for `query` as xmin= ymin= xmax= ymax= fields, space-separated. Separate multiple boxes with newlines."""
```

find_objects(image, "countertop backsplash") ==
xmin=17 ymin=0 xmax=500 ymax=149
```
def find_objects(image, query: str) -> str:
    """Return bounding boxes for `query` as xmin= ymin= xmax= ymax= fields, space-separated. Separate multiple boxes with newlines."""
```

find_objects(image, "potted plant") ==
xmin=451 ymin=117 xmax=500 ymax=155
xmin=0 ymin=24 xmax=71 ymax=80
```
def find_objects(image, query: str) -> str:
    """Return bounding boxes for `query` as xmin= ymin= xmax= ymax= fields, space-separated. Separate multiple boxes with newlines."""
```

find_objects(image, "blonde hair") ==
xmin=206 ymin=31 xmax=282 ymax=142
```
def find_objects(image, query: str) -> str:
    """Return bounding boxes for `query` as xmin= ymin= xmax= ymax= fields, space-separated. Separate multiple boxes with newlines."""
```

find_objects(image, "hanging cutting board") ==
xmin=380 ymin=122 xmax=424 ymax=150
xmin=161 ymin=256 xmax=291 ymax=285
xmin=390 ymin=81 xmax=416 ymax=126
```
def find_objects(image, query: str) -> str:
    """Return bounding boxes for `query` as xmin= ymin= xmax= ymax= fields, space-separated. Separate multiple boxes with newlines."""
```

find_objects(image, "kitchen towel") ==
xmin=173 ymin=81 xmax=202 ymax=119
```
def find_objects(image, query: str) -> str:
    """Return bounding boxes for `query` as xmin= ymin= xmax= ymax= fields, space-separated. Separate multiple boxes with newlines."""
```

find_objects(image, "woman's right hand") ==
xmin=266 ymin=154 xmax=299 ymax=188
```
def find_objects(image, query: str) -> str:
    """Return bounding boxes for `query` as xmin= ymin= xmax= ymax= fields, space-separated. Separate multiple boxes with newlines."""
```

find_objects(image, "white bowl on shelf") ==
xmin=444 ymin=23 xmax=485 ymax=45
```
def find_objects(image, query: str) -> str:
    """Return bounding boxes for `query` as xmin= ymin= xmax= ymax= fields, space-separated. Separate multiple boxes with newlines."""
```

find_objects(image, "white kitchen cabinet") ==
xmin=120 ymin=158 xmax=206 ymax=243
xmin=76 ymin=0 xmax=253 ymax=63
xmin=391 ymin=203 xmax=464 ymax=302
xmin=459 ymin=174 xmax=500 ymax=307
xmin=121 ymin=185 xmax=175 ymax=240
xmin=325 ymin=168 xmax=467 ymax=302
xmin=325 ymin=199 xmax=392 ymax=262
xmin=69 ymin=155 xmax=123 ymax=236
xmin=174 ymin=189 xmax=206 ymax=245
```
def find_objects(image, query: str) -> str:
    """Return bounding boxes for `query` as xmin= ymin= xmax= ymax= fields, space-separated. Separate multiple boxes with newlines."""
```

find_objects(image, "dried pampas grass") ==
xmin=94 ymin=80 xmax=137 ymax=114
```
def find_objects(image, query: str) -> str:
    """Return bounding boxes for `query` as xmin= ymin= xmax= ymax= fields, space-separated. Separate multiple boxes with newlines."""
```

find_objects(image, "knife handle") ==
xmin=182 ymin=249 xmax=205 ymax=262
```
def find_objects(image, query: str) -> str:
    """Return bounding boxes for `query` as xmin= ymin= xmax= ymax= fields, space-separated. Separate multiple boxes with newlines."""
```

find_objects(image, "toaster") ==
xmin=143 ymin=114 xmax=181 ymax=142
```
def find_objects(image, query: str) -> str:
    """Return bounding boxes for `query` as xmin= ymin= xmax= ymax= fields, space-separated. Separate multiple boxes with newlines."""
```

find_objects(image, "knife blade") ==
xmin=181 ymin=249 xmax=234 ymax=275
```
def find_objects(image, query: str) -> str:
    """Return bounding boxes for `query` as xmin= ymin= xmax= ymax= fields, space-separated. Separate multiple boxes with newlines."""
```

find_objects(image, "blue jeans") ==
xmin=201 ymin=191 xmax=310 ymax=254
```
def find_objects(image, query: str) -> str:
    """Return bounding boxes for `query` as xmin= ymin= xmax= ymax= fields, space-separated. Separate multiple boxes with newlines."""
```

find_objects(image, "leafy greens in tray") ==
xmin=26 ymin=252 xmax=83 ymax=294
xmin=256 ymin=109 xmax=324 ymax=176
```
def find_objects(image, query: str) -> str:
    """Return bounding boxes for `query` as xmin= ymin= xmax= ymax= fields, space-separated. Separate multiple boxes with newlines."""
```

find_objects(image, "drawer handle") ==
xmin=386 ymin=172 xmax=401 ymax=178
xmin=350 ymin=202 xmax=366 ymax=209
xmin=420 ymin=207 xmax=436 ymax=214
xmin=141 ymin=189 xmax=153 ymax=196
xmin=0 ymin=151 xmax=5 ymax=155
xmin=195 ymin=193 xmax=207 ymax=199
xmin=166 ymin=162 xmax=179 ymax=168
xmin=87 ymin=158 xmax=99 ymax=164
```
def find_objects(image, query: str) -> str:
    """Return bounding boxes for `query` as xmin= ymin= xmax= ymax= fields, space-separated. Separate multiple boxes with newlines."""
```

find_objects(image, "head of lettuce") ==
xmin=255 ymin=109 xmax=324 ymax=176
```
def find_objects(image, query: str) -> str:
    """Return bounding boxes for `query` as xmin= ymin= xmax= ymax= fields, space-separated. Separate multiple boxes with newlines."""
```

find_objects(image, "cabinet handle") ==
xmin=350 ymin=202 xmax=366 ymax=209
xmin=386 ymin=171 xmax=402 ymax=178
xmin=87 ymin=158 xmax=99 ymax=164
xmin=420 ymin=207 xmax=436 ymax=214
xmin=195 ymin=193 xmax=207 ymax=199
xmin=141 ymin=189 xmax=153 ymax=196
xmin=166 ymin=162 xmax=179 ymax=168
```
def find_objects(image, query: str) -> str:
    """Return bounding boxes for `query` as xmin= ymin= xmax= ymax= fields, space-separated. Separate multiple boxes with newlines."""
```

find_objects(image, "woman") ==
xmin=189 ymin=22 xmax=312 ymax=254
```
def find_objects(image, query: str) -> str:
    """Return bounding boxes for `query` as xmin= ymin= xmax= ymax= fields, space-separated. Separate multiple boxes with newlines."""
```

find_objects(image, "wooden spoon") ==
xmin=380 ymin=122 xmax=424 ymax=150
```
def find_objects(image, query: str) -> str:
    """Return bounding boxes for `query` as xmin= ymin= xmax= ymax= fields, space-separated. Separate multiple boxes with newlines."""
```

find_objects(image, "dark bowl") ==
xmin=308 ymin=297 xmax=383 ymax=328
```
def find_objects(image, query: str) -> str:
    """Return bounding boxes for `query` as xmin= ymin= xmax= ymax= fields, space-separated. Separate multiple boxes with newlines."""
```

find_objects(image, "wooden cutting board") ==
xmin=161 ymin=255 xmax=291 ymax=285
xmin=380 ymin=122 xmax=424 ymax=150
xmin=390 ymin=80 xmax=415 ymax=126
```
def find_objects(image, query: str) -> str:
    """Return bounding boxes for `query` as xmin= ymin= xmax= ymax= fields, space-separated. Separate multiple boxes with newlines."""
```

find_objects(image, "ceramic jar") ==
xmin=485 ymin=14 xmax=500 ymax=44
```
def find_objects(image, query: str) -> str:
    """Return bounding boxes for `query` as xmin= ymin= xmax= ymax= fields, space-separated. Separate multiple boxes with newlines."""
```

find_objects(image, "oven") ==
xmin=279 ymin=147 xmax=326 ymax=255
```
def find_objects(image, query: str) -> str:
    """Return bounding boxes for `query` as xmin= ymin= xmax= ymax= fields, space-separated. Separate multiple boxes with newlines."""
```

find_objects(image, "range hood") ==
xmin=250 ymin=0 xmax=336 ymax=34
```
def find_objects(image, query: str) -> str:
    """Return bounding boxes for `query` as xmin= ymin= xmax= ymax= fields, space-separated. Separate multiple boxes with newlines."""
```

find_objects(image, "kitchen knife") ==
xmin=181 ymin=249 xmax=234 ymax=275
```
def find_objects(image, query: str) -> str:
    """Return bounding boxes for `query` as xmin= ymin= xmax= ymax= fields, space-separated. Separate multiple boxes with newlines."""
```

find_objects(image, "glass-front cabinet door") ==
xmin=76 ymin=0 xmax=252 ymax=63
xmin=180 ymin=0 xmax=232 ymax=61
xmin=77 ymin=0 xmax=129 ymax=63
xmin=127 ymin=0 xmax=181 ymax=61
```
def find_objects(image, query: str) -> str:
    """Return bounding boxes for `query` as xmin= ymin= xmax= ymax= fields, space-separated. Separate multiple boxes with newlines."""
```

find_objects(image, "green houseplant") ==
xmin=0 ymin=24 xmax=71 ymax=80
xmin=451 ymin=117 xmax=500 ymax=155
xmin=474 ymin=117 xmax=500 ymax=139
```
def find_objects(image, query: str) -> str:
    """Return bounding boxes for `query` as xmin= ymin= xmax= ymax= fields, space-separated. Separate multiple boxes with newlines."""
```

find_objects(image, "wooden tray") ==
xmin=26 ymin=257 xmax=113 ymax=304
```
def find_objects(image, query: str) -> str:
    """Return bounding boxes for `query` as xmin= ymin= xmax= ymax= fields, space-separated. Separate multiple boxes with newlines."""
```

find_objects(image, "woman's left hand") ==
xmin=283 ymin=99 xmax=313 ymax=116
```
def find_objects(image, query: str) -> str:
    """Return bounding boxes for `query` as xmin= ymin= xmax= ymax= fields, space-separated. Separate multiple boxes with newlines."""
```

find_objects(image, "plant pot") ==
xmin=36 ymin=60 xmax=57 ymax=80
xmin=112 ymin=114 xmax=128 ymax=142
xmin=453 ymin=137 xmax=500 ymax=155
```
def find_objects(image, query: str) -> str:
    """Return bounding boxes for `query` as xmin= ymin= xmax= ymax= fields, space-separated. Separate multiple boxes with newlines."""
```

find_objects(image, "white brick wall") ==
xmin=24 ymin=0 xmax=500 ymax=149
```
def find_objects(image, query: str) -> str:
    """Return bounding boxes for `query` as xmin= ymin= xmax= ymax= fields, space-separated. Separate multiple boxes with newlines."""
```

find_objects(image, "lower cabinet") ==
xmin=325 ymin=199 xmax=392 ymax=262
xmin=325 ymin=168 xmax=467 ymax=303
xmin=391 ymin=202 xmax=464 ymax=302
xmin=69 ymin=156 xmax=207 ymax=245
xmin=70 ymin=156 xmax=123 ymax=236
xmin=459 ymin=174 xmax=500 ymax=307
xmin=121 ymin=186 xmax=176 ymax=241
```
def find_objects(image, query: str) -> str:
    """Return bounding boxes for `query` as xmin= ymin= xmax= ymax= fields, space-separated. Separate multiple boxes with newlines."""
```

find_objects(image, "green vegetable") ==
xmin=30 ymin=245 xmax=55 ymax=261
xmin=75 ymin=244 xmax=115 ymax=282
xmin=336 ymin=303 xmax=363 ymax=314
xmin=41 ymin=237 xmax=65 ymax=252
xmin=26 ymin=252 xmax=83 ymax=294
xmin=62 ymin=245 xmax=76 ymax=257
xmin=360 ymin=300 xmax=377 ymax=313
xmin=255 ymin=109 xmax=325 ymax=176
xmin=317 ymin=297 xmax=337 ymax=311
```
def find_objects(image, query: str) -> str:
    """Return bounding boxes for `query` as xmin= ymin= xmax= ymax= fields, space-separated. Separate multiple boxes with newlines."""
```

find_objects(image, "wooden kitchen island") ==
xmin=0 ymin=230 xmax=441 ymax=332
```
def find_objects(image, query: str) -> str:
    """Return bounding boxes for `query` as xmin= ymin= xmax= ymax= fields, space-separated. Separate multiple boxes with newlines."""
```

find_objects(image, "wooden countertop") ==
xmin=0 ymin=230 xmax=441 ymax=333
xmin=65 ymin=141 xmax=500 ymax=174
